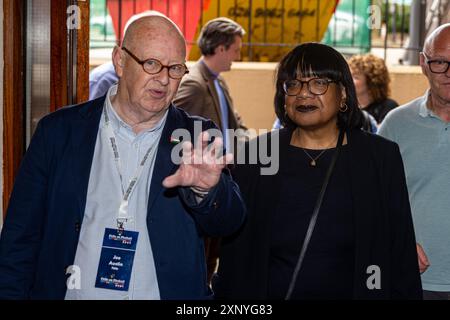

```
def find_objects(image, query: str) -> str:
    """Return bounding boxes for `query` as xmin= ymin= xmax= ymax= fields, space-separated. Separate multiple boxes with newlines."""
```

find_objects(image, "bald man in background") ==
xmin=379 ymin=23 xmax=450 ymax=300
xmin=0 ymin=13 xmax=245 ymax=300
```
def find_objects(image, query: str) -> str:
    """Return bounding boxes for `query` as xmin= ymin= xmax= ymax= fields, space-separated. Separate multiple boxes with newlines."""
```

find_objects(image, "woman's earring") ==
xmin=339 ymin=103 xmax=348 ymax=112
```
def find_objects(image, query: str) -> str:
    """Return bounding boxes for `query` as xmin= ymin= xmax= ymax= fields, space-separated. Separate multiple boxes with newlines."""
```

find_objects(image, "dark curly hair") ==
xmin=274 ymin=42 xmax=364 ymax=130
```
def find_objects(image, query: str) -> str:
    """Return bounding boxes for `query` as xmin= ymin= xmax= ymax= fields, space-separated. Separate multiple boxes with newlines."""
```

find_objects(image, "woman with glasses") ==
xmin=213 ymin=43 xmax=422 ymax=300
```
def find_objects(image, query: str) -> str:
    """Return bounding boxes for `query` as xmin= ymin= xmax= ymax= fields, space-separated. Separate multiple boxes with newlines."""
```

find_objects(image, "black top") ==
xmin=268 ymin=144 xmax=354 ymax=299
xmin=213 ymin=128 xmax=422 ymax=300
xmin=364 ymin=98 xmax=398 ymax=124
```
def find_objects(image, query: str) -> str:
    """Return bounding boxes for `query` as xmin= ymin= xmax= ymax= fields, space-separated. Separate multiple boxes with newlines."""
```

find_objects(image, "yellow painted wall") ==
xmin=188 ymin=0 xmax=338 ymax=62
xmin=388 ymin=66 xmax=429 ymax=107
xmin=221 ymin=62 xmax=278 ymax=131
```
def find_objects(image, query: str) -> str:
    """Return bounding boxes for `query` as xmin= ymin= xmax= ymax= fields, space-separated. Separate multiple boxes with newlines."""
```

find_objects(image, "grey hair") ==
xmin=197 ymin=17 xmax=245 ymax=56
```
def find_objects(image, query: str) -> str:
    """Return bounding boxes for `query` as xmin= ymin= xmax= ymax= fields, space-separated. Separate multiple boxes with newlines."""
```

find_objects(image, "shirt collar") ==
xmin=201 ymin=60 xmax=219 ymax=79
xmin=418 ymin=90 xmax=431 ymax=118
xmin=418 ymin=89 xmax=445 ymax=121
xmin=104 ymin=84 xmax=168 ymax=136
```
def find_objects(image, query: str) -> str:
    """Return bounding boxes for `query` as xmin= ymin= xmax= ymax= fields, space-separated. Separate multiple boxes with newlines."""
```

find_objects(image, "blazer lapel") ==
xmin=68 ymin=99 xmax=179 ymax=222
xmin=346 ymin=130 xmax=381 ymax=297
xmin=146 ymin=105 xmax=179 ymax=213
xmin=199 ymin=62 xmax=223 ymax=129
xmin=70 ymin=98 xmax=104 ymax=222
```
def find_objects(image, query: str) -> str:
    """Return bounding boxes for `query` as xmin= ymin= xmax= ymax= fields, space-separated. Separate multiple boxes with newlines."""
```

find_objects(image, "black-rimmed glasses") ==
xmin=423 ymin=53 xmax=450 ymax=74
xmin=121 ymin=47 xmax=189 ymax=79
xmin=283 ymin=78 xmax=337 ymax=96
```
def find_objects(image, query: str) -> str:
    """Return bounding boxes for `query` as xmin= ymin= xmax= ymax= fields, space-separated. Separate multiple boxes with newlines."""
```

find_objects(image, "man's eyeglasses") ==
xmin=423 ymin=53 xmax=450 ymax=74
xmin=283 ymin=78 xmax=337 ymax=96
xmin=121 ymin=47 xmax=189 ymax=79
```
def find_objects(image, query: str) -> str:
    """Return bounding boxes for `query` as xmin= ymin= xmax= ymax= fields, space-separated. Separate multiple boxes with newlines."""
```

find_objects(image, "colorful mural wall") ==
xmin=105 ymin=0 xmax=339 ymax=61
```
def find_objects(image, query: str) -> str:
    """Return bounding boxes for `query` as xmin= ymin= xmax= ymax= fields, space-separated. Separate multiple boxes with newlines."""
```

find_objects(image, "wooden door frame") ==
xmin=3 ymin=0 xmax=26 ymax=216
xmin=51 ymin=0 xmax=90 ymax=111
xmin=3 ymin=0 xmax=90 ymax=217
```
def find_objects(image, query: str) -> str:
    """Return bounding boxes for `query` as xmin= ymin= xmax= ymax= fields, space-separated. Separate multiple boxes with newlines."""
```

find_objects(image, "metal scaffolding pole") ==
xmin=406 ymin=0 xmax=426 ymax=65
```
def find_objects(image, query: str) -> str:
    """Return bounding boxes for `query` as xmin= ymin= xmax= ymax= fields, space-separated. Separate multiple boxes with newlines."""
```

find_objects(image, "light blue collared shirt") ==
xmin=202 ymin=61 xmax=230 ymax=151
xmin=379 ymin=90 xmax=450 ymax=292
xmin=65 ymin=84 xmax=167 ymax=300
xmin=213 ymin=78 xmax=230 ymax=151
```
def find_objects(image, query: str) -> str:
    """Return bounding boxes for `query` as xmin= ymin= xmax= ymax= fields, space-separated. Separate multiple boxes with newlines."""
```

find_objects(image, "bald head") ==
xmin=111 ymin=12 xmax=188 ymax=128
xmin=423 ymin=23 xmax=450 ymax=55
xmin=123 ymin=10 xmax=166 ymax=35
xmin=419 ymin=23 xmax=450 ymax=114
xmin=122 ymin=14 xmax=186 ymax=57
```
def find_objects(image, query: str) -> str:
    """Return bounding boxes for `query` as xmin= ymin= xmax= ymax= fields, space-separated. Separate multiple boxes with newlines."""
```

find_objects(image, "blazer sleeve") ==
xmin=176 ymin=118 xmax=247 ymax=237
xmin=178 ymin=169 xmax=246 ymax=237
xmin=386 ymin=143 xmax=423 ymax=299
xmin=0 ymin=120 xmax=50 ymax=299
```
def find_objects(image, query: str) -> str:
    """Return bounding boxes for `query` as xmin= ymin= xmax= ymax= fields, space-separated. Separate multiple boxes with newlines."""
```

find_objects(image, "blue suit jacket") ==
xmin=0 ymin=97 xmax=246 ymax=299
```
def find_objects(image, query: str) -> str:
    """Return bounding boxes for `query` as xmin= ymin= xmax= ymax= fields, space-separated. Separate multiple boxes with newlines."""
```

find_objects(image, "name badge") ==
xmin=95 ymin=228 xmax=139 ymax=291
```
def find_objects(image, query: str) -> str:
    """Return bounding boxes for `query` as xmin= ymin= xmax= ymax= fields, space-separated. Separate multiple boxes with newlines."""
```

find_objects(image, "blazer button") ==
xmin=213 ymin=202 xmax=219 ymax=210
xmin=75 ymin=222 xmax=81 ymax=232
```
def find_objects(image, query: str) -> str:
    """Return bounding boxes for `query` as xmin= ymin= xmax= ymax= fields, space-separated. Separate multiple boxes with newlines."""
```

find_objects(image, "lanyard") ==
xmin=103 ymin=105 xmax=157 ymax=231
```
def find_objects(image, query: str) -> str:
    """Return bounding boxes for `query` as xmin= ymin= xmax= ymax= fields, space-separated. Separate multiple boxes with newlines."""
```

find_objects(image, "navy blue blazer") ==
xmin=0 ymin=97 xmax=246 ymax=299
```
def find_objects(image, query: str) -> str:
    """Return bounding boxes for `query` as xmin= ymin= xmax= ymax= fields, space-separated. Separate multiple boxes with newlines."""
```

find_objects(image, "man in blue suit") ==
xmin=0 ymin=13 xmax=245 ymax=299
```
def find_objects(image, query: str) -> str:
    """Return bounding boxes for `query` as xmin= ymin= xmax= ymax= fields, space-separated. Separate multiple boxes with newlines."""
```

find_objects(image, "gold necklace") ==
xmin=301 ymin=148 xmax=329 ymax=167
xmin=301 ymin=136 xmax=338 ymax=167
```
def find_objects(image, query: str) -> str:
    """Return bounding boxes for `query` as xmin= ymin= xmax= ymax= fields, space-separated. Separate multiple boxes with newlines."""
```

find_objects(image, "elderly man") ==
xmin=0 ymin=14 xmax=245 ymax=300
xmin=379 ymin=23 xmax=450 ymax=300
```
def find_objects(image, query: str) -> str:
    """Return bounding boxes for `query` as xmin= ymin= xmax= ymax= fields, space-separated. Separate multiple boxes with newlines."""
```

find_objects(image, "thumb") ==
xmin=162 ymin=171 xmax=183 ymax=189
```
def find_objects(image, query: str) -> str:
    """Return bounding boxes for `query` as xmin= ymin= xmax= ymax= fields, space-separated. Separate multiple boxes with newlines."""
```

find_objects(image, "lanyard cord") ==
xmin=103 ymin=106 xmax=158 ymax=229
